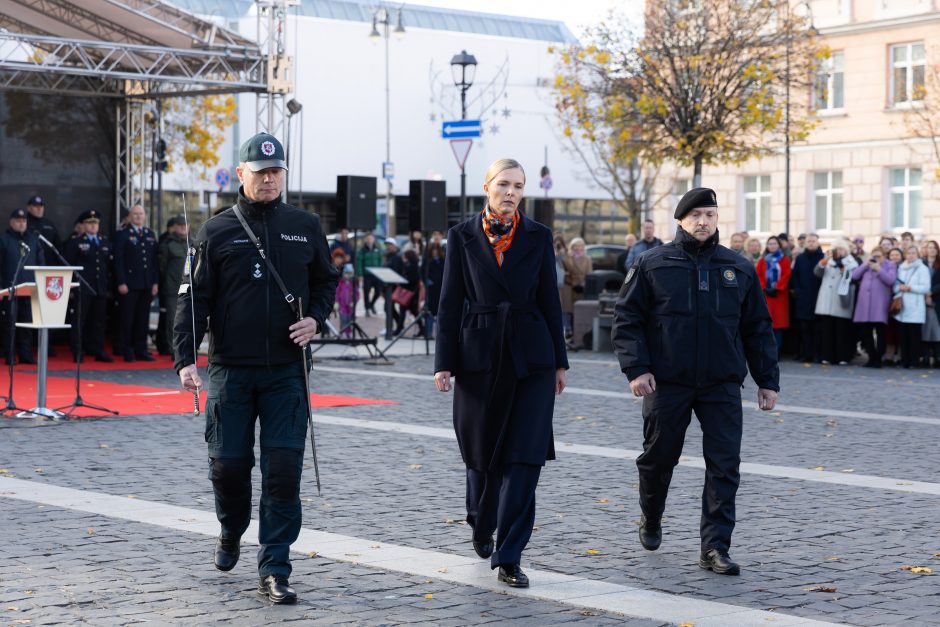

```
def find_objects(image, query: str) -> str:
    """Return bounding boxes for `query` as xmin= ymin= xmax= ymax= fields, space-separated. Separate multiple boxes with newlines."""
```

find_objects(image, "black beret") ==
xmin=674 ymin=187 xmax=718 ymax=219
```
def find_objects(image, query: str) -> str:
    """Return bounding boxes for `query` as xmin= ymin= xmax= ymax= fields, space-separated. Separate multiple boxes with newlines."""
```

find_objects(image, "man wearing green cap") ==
xmin=612 ymin=187 xmax=779 ymax=576
xmin=174 ymin=132 xmax=337 ymax=604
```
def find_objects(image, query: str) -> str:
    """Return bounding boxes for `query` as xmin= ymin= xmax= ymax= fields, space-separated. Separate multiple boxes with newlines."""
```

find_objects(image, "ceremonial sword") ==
xmin=297 ymin=297 xmax=322 ymax=495
xmin=182 ymin=195 xmax=200 ymax=416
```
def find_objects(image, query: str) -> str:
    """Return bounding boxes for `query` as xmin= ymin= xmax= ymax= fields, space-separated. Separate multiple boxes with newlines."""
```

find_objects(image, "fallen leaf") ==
xmin=24 ymin=591 xmax=32 ymax=595
xmin=409 ymin=464 xmax=423 ymax=470
xmin=595 ymin=498 xmax=609 ymax=504
xmin=901 ymin=566 xmax=932 ymax=573
xmin=423 ymin=594 xmax=434 ymax=599
xmin=6 ymin=607 xmax=19 ymax=611
xmin=933 ymin=552 xmax=940 ymax=557
xmin=0 ymin=469 xmax=11 ymax=474
xmin=805 ymin=585 xmax=837 ymax=593
xmin=34 ymin=468 xmax=43 ymax=474
xmin=896 ymin=482 xmax=913 ymax=486
xmin=13 ymin=620 xmax=30 ymax=625
xmin=771 ymin=412 xmax=781 ymax=416
xmin=575 ymin=415 xmax=586 ymax=420
xmin=99 ymin=443 xmax=109 ymax=448
xmin=920 ymin=374 xmax=928 ymax=379
xmin=824 ymin=433 xmax=834 ymax=438
xmin=580 ymin=611 xmax=599 ymax=617
xmin=87 ymin=528 xmax=95 ymax=535
xmin=826 ymin=556 xmax=841 ymax=561
xmin=586 ymin=549 xmax=601 ymax=555
xmin=307 ymin=551 xmax=318 ymax=558
xmin=802 ymin=362 xmax=812 ymax=368
xmin=825 ymin=420 xmax=838 ymax=427
xmin=127 ymin=495 xmax=137 ymax=499
xmin=437 ymin=567 xmax=448 ymax=573
xmin=773 ymin=418 xmax=784 ymax=424
xmin=812 ymin=466 xmax=825 ymax=471
xmin=679 ymin=623 xmax=694 ymax=627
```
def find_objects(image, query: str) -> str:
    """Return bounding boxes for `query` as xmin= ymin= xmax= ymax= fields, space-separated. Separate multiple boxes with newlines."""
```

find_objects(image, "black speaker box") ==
xmin=336 ymin=175 xmax=377 ymax=230
xmin=532 ymin=198 xmax=555 ymax=228
xmin=408 ymin=180 xmax=447 ymax=233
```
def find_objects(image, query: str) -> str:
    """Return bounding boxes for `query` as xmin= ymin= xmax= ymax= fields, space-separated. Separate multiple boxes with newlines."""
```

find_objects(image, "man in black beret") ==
xmin=612 ymin=187 xmax=780 ymax=575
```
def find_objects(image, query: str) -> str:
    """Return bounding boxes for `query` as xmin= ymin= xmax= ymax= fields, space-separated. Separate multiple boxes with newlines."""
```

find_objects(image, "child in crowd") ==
xmin=335 ymin=263 xmax=358 ymax=338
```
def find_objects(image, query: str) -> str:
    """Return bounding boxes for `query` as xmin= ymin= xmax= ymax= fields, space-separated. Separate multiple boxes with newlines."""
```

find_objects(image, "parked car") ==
xmin=585 ymin=244 xmax=627 ymax=273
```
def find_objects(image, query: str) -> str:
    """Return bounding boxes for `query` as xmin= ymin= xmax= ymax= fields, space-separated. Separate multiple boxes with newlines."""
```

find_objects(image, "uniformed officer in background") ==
xmin=175 ymin=132 xmax=337 ymax=604
xmin=25 ymin=195 xmax=62 ymax=266
xmin=611 ymin=187 xmax=780 ymax=576
xmin=113 ymin=203 xmax=158 ymax=361
xmin=157 ymin=215 xmax=187 ymax=356
xmin=65 ymin=210 xmax=113 ymax=362
xmin=1 ymin=208 xmax=44 ymax=364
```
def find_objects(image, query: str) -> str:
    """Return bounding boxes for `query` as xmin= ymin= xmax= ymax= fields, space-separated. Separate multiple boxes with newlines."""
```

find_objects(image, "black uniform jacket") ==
xmin=173 ymin=191 xmax=338 ymax=371
xmin=113 ymin=225 xmax=158 ymax=290
xmin=0 ymin=229 xmax=43 ymax=286
xmin=435 ymin=212 xmax=568 ymax=470
xmin=64 ymin=234 xmax=111 ymax=296
xmin=612 ymin=228 xmax=779 ymax=392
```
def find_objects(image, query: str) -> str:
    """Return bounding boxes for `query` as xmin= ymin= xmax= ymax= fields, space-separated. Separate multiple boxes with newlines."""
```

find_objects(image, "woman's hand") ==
xmin=434 ymin=371 xmax=452 ymax=392
xmin=900 ymin=284 xmax=912 ymax=293
xmin=555 ymin=368 xmax=567 ymax=395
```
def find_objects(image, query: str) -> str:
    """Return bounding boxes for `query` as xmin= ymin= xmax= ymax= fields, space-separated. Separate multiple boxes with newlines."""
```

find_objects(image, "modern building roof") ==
xmin=168 ymin=0 xmax=579 ymax=44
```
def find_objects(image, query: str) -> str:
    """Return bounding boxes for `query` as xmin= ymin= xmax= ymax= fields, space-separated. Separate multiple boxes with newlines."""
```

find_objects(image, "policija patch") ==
xmin=250 ymin=256 xmax=265 ymax=281
xmin=721 ymin=268 xmax=738 ymax=287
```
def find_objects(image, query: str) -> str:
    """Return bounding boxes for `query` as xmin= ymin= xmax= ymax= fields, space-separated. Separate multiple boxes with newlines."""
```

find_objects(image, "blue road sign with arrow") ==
xmin=442 ymin=119 xmax=482 ymax=139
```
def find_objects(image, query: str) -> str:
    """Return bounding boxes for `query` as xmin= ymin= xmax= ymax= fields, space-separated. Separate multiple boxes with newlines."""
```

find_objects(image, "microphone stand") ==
xmin=39 ymin=235 xmax=119 ymax=417
xmin=3 ymin=243 xmax=31 ymax=416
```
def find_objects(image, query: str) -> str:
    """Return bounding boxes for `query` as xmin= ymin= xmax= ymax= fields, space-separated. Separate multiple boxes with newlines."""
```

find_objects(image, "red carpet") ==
xmin=36 ymin=353 xmax=203 ymax=372
xmin=0 ymin=372 xmax=397 ymax=418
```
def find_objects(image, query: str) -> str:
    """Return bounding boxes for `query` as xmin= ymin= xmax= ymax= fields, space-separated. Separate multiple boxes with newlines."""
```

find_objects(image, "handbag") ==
xmin=391 ymin=286 xmax=415 ymax=307
xmin=889 ymin=295 xmax=903 ymax=315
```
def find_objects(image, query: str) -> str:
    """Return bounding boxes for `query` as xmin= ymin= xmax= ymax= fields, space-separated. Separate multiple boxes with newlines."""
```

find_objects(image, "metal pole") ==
xmin=460 ymin=84 xmax=467 ymax=222
xmin=785 ymin=18 xmax=791 ymax=236
xmin=385 ymin=16 xmax=394 ymax=236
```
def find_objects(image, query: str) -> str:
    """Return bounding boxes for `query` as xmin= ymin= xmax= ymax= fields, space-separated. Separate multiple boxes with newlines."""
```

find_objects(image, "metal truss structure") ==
xmin=0 ymin=0 xmax=294 ymax=216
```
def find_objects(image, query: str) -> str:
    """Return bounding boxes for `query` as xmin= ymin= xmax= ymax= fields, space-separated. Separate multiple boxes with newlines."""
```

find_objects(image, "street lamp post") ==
xmin=450 ymin=49 xmax=477 ymax=222
xmin=784 ymin=1 xmax=816 ymax=237
xmin=370 ymin=6 xmax=405 ymax=236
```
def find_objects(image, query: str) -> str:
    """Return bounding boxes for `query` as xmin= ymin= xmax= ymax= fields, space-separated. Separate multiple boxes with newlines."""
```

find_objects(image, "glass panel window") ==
xmin=742 ymin=175 xmax=771 ymax=232
xmin=888 ymin=167 xmax=923 ymax=229
xmin=673 ymin=178 xmax=691 ymax=197
xmin=890 ymin=42 xmax=926 ymax=105
xmin=814 ymin=51 xmax=845 ymax=111
xmin=813 ymin=170 xmax=844 ymax=231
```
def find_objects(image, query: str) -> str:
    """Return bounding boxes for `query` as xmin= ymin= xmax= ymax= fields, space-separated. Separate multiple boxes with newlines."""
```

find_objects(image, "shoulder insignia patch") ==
xmin=625 ymin=267 xmax=636 ymax=284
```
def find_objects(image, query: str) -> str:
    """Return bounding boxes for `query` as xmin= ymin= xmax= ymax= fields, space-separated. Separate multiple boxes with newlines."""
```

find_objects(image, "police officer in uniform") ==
xmin=0 ymin=209 xmax=44 ymax=364
xmin=112 ymin=203 xmax=158 ymax=361
xmin=65 ymin=210 xmax=113 ymax=362
xmin=612 ymin=188 xmax=779 ymax=575
xmin=158 ymin=216 xmax=188 ymax=356
xmin=25 ymin=195 xmax=62 ymax=266
xmin=174 ymin=132 xmax=337 ymax=604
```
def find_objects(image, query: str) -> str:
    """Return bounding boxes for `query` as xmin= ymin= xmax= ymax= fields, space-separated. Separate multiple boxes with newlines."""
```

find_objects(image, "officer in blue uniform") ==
xmin=612 ymin=188 xmax=780 ymax=576
xmin=112 ymin=204 xmax=158 ymax=361
xmin=175 ymin=132 xmax=337 ymax=604
xmin=0 ymin=209 xmax=44 ymax=364
xmin=65 ymin=210 xmax=113 ymax=362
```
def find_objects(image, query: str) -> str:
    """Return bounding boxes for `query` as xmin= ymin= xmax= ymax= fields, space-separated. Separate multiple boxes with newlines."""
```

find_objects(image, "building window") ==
xmin=814 ymin=51 xmax=844 ymax=111
xmin=743 ymin=175 xmax=771 ymax=232
xmin=889 ymin=42 xmax=925 ymax=106
xmin=673 ymin=178 xmax=691 ymax=197
xmin=889 ymin=168 xmax=922 ymax=229
xmin=813 ymin=171 xmax=843 ymax=231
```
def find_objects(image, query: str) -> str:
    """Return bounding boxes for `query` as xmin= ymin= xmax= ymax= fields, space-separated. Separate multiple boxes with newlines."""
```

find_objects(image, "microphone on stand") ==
xmin=19 ymin=241 xmax=29 ymax=257
xmin=37 ymin=233 xmax=56 ymax=252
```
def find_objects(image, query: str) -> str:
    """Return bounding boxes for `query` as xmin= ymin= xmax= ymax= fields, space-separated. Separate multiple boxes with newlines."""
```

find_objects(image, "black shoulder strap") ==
xmin=231 ymin=204 xmax=300 ymax=317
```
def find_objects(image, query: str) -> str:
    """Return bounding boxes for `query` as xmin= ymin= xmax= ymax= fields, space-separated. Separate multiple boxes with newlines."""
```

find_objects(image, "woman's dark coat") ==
xmin=790 ymin=248 xmax=824 ymax=321
xmin=422 ymin=253 xmax=445 ymax=314
xmin=434 ymin=213 xmax=568 ymax=471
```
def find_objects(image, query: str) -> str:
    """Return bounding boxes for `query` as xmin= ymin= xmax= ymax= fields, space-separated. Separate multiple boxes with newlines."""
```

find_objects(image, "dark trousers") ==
xmin=466 ymin=463 xmax=541 ymax=568
xmin=205 ymin=362 xmax=308 ymax=578
xmin=69 ymin=291 xmax=107 ymax=358
xmin=2 ymin=297 xmax=33 ymax=362
xmin=636 ymin=383 xmax=742 ymax=552
xmin=898 ymin=322 xmax=923 ymax=368
xmin=797 ymin=318 xmax=818 ymax=362
xmin=363 ymin=274 xmax=380 ymax=312
xmin=859 ymin=322 xmax=886 ymax=365
xmin=817 ymin=315 xmax=852 ymax=363
xmin=118 ymin=288 xmax=152 ymax=357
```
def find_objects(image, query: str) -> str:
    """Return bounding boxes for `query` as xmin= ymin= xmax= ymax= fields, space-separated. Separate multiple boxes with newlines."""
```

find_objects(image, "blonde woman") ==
xmin=433 ymin=159 xmax=568 ymax=588
xmin=744 ymin=237 xmax=762 ymax=264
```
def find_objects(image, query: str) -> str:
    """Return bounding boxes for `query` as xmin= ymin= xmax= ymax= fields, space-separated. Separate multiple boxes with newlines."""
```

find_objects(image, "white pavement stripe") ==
xmin=313 ymin=365 xmax=940 ymax=426
xmin=0 ymin=476 xmax=839 ymax=627
xmin=311 ymin=413 xmax=940 ymax=496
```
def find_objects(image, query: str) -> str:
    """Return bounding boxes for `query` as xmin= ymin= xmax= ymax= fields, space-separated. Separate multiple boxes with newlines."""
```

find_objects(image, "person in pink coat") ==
xmin=851 ymin=248 xmax=897 ymax=367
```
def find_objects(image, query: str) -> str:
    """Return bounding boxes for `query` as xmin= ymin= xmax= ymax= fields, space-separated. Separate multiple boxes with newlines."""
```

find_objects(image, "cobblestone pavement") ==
xmin=1 ymin=349 xmax=938 ymax=625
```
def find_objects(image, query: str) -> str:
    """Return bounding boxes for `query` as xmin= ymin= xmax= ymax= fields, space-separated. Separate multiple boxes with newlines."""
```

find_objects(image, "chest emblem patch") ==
xmin=721 ymin=268 xmax=738 ymax=287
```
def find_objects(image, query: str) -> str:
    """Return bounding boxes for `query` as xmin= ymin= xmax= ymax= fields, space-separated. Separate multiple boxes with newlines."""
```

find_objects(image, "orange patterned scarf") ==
xmin=481 ymin=205 xmax=519 ymax=267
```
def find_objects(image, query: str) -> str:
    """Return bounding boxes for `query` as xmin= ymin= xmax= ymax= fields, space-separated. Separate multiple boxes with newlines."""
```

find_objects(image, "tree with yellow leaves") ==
xmin=903 ymin=52 xmax=940 ymax=183
xmin=161 ymin=94 xmax=237 ymax=178
xmin=554 ymin=0 xmax=824 ymax=195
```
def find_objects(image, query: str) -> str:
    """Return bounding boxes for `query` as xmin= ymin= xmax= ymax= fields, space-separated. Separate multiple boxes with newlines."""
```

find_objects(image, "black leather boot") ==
xmin=258 ymin=574 xmax=297 ymax=604
xmin=638 ymin=515 xmax=662 ymax=551
xmin=472 ymin=536 xmax=494 ymax=559
xmin=699 ymin=548 xmax=740 ymax=575
xmin=213 ymin=535 xmax=240 ymax=572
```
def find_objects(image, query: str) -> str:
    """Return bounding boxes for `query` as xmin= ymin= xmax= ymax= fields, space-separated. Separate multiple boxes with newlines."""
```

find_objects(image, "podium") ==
xmin=1 ymin=266 xmax=82 ymax=418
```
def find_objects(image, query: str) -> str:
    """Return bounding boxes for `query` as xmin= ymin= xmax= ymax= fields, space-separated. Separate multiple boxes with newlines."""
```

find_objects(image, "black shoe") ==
xmin=258 ymin=574 xmax=297 ymax=604
xmin=95 ymin=353 xmax=114 ymax=363
xmin=214 ymin=535 xmax=240 ymax=572
xmin=699 ymin=548 xmax=740 ymax=575
xmin=136 ymin=353 xmax=156 ymax=362
xmin=123 ymin=353 xmax=136 ymax=363
xmin=472 ymin=536 xmax=494 ymax=559
xmin=18 ymin=355 xmax=36 ymax=365
xmin=638 ymin=515 xmax=662 ymax=551
xmin=497 ymin=564 xmax=529 ymax=588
